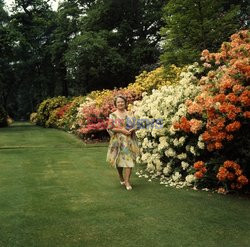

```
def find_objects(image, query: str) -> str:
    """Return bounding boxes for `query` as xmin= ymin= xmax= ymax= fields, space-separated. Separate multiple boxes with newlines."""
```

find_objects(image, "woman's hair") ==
xmin=114 ymin=94 xmax=127 ymax=107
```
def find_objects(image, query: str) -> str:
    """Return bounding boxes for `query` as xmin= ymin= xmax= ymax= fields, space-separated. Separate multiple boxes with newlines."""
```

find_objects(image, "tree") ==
xmin=0 ymin=0 xmax=166 ymax=118
xmin=6 ymin=0 xmax=57 ymax=118
xmin=64 ymin=31 xmax=126 ymax=93
xmin=160 ymin=0 xmax=248 ymax=67
xmin=0 ymin=0 xmax=13 ymax=112
xmin=66 ymin=0 xmax=166 ymax=91
xmin=49 ymin=0 xmax=81 ymax=96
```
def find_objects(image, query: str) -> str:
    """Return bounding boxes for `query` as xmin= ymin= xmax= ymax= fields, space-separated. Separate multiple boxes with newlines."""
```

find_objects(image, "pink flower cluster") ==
xmin=77 ymin=88 xmax=141 ymax=135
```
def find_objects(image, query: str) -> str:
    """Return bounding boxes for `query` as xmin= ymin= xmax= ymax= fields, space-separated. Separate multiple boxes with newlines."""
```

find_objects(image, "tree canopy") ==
xmin=160 ymin=0 xmax=249 ymax=66
xmin=0 ymin=0 xmax=247 ymax=119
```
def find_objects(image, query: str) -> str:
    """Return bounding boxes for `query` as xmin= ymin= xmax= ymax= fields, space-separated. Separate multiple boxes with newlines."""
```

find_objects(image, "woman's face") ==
xmin=116 ymin=97 xmax=126 ymax=110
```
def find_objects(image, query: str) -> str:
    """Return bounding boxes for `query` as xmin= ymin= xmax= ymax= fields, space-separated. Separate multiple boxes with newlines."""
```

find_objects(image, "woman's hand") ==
xmin=121 ymin=128 xmax=131 ymax=136
xmin=128 ymin=128 xmax=137 ymax=134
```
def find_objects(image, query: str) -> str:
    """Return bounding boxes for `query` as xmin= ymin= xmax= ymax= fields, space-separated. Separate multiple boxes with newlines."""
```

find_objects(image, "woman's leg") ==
xmin=124 ymin=167 xmax=132 ymax=186
xmin=117 ymin=167 xmax=124 ymax=181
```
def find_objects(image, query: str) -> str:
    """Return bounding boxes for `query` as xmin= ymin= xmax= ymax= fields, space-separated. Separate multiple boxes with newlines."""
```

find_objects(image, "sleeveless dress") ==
xmin=106 ymin=112 xmax=140 ymax=168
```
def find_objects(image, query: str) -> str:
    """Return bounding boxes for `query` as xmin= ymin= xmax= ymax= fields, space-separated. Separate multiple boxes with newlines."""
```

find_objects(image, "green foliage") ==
xmin=49 ymin=0 xmax=81 ymax=96
xmin=65 ymin=0 xmax=166 ymax=91
xmin=1 ymin=0 xmax=165 ymax=118
xmin=36 ymin=96 xmax=69 ymax=127
xmin=2 ymin=0 xmax=58 ymax=119
xmin=160 ymin=0 xmax=247 ymax=66
xmin=0 ymin=105 xmax=8 ymax=127
xmin=0 ymin=1 xmax=13 ymax=115
xmin=65 ymin=31 xmax=126 ymax=93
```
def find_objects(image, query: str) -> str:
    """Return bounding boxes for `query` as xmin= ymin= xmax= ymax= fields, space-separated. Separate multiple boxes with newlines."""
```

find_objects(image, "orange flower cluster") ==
xmin=56 ymin=103 xmax=72 ymax=118
xmin=201 ymin=31 xmax=249 ymax=151
xmin=243 ymin=111 xmax=250 ymax=118
xmin=190 ymin=119 xmax=203 ymax=134
xmin=186 ymin=100 xmax=203 ymax=114
xmin=239 ymin=90 xmax=250 ymax=106
xmin=176 ymin=31 xmax=250 ymax=152
xmin=216 ymin=161 xmax=248 ymax=190
xmin=225 ymin=121 xmax=241 ymax=132
xmin=194 ymin=161 xmax=207 ymax=179
xmin=174 ymin=117 xmax=202 ymax=134
xmin=172 ymin=31 xmax=249 ymax=191
xmin=202 ymin=31 xmax=250 ymax=69
xmin=173 ymin=116 xmax=190 ymax=132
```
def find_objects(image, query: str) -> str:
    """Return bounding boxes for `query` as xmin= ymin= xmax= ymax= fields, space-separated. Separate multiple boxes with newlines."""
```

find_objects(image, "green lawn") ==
xmin=0 ymin=122 xmax=249 ymax=247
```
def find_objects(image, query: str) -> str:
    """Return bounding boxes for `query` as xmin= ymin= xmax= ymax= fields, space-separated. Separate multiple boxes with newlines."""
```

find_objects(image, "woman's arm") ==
xmin=111 ymin=127 xmax=131 ymax=136
xmin=126 ymin=112 xmax=138 ymax=134
xmin=107 ymin=114 xmax=131 ymax=136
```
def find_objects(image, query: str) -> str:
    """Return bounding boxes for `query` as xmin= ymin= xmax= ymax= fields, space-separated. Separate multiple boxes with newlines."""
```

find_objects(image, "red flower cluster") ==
xmin=193 ymin=161 xmax=207 ymax=179
xmin=216 ymin=161 xmax=248 ymax=190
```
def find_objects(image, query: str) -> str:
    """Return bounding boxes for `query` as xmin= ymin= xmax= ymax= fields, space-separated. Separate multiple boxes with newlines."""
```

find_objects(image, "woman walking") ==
xmin=106 ymin=95 xmax=139 ymax=190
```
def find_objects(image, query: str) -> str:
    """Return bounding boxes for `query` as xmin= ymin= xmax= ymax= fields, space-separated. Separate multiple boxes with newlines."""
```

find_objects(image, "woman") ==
xmin=106 ymin=95 xmax=139 ymax=190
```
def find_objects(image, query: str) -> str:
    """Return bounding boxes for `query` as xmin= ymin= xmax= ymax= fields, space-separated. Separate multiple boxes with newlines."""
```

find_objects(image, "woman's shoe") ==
xmin=125 ymin=185 xmax=132 ymax=190
xmin=124 ymin=183 xmax=132 ymax=190
xmin=120 ymin=181 xmax=125 ymax=185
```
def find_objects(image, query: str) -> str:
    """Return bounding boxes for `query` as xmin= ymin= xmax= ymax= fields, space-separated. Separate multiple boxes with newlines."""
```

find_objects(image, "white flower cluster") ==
xmin=132 ymin=68 xmax=203 ymax=188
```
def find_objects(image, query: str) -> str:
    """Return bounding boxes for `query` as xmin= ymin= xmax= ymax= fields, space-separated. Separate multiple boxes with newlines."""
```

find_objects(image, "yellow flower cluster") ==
xmin=85 ymin=65 xmax=184 ymax=108
xmin=127 ymin=65 xmax=184 ymax=93
xmin=87 ymin=89 xmax=114 ymax=106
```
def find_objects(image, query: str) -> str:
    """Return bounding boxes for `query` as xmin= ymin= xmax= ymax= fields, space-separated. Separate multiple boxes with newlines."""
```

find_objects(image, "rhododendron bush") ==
xmin=76 ymin=88 xmax=141 ymax=138
xmin=134 ymin=30 xmax=250 ymax=192
xmin=127 ymin=65 xmax=183 ymax=94
xmin=32 ymin=30 xmax=249 ymax=193
xmin=75 ymin=66 xmax=183 ymax=138
xmin=36 ymin=96 xmax=69 ymax=127
xmin=56 ymin=96 xmax=86 ymax=131
xmin=132 ymin=65 xmax=203 ymax=188
xmin=32 ymin=66 xmax=181 ymax=138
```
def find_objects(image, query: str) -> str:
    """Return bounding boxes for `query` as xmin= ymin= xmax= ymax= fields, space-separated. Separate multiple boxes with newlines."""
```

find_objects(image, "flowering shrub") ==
xmin=36 ymin=96 xmax=69 ymax=127
xmin=30 ymin=112 xmax=38 ymax=124
xmin=189 ymin=31 xmax=250 ymax=152
xmin=132 ymin=65 xmax=202 ymax=188
xmin=174 ymin=30 xmax=250 ymax=191
xmin=77 ymin=88 xmax=141 ymax=138
xmin=86 ymin=66 xmax=183 ymax=108
xmin=75 ymin=66 xmax=184 ymax=138
xmin=127 ymin=65 xmax=183 ymax=94
xmin=7 ymin=116 xmax=13 ymax=125
xmin=134 ymin=30 xmax=250 ymax=192
xmin=33 ymin=66 xmax=183 ymax=139
xmin=216 ymin=161 xmax=248 ymax=190
xmin=47 ymin=102 xmax=73 ymax=128
xmin=58 ymin=96 xmax=86 ymax=131
xmin=87 ymin=89 xmax=114 ymax=107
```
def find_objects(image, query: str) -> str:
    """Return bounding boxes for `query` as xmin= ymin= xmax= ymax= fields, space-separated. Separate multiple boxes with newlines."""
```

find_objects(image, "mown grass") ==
xmin=0 ymin=122 xmax=249 ymax=247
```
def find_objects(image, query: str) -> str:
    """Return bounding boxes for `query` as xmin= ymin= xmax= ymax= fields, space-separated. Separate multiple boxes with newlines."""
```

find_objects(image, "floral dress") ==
xmin=106 ymin=112 xmax=140 ymax=168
